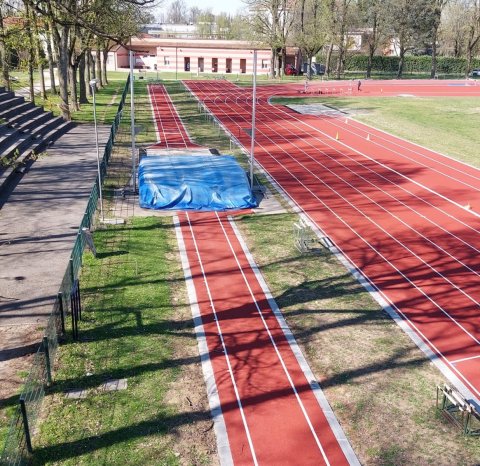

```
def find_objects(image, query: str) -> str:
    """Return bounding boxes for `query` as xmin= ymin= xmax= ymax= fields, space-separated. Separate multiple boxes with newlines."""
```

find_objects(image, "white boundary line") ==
xmin=147 ymin=84 xmax=162 ymax=143
xmin=227 ymin=216 xmax=360 ymax=466
xmin=173 ymin=215 xmax=234 ymax=466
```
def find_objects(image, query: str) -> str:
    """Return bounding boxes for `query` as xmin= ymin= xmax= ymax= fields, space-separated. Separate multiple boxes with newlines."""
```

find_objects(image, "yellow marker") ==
xmin=367 ymin=133 xmax=371 ymax=141
xmin=336 ymin=132 xmax=339 ymax=140
xmin=465 ymin=203 xmax=472 ymax=210
xmin=345 ymin=118 xmax=349 ymax=124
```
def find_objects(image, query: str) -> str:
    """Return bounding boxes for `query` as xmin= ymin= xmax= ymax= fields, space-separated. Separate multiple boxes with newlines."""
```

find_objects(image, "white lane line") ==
xmin=250 ymin=104 xmax=480 ymax=286
xmin=227 ymin=216 xmax=360 ymax=466
xmin=318 ymin=116 xmax=480 ymax=192
xmin=215 ymin=212 xmax=332 ymax=466
xmin=184 ymin=212 xmax=259 ymax=466
xmin=197 ymin=85 xmax=480 ymax=346
xmin=270 ymin=100 xmax=480 ymax=219
xmin=173 ymin=215 xmax=234 ymax=466
xmin=450 ymin=354 xmax=480 ymax=365
xmin=246 ymin=158 xmax=480 ymax=409
xmin=186 ymin=82 xmax=480 ymax=401
xmin=147 ymin=84 xmax=161 ymax=143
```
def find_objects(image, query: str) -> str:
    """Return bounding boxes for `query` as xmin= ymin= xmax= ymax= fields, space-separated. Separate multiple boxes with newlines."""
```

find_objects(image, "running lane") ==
xmin=184 ymin=80 xmax=480 ymax=403
xmin=177 ymin=211 xmax=356 ymax=465
xmin=147 ymin=83 xmax=200 ymax=149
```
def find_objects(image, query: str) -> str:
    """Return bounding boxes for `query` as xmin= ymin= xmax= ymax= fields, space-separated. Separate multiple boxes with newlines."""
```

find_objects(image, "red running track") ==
xmin=147 ymin=83 xmax=200 ymax=149
xmin=176 ymin=211 xmax=356 ymax=465
xmin=148 ymin=86 xmax=358 ymax=464
xmin=184 ymin=79 xmax=480 ymax=404
xmin=253 ymin=78 xmax=480 ymax=98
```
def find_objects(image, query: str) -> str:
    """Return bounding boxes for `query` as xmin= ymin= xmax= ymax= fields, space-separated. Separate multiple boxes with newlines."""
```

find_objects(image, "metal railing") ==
xmin=0 ymin=75 xmax=131 ymax=466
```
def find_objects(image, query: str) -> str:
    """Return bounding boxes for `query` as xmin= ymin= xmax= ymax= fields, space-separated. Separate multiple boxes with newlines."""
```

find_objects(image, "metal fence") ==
xmin=0 ymin=75 xmax=131 ymax=466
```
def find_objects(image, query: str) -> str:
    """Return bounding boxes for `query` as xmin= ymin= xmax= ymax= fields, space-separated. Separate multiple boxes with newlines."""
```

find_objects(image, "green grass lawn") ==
xmin=31 ymin=218 xmax=214 ymax=465
xmin=272 ymin=95 xmax=480 ymax=168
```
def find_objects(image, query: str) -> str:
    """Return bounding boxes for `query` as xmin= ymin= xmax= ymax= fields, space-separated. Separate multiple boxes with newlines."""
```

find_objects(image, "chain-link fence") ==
xmin=0 ymin=75 xmax=131 ymax=466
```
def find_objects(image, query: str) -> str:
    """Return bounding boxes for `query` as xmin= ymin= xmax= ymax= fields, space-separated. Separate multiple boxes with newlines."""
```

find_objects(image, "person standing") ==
xmin=357 ymin=80 xmax=362 ymax=91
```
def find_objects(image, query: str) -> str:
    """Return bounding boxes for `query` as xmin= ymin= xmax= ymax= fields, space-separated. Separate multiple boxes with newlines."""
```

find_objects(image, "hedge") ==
xmin=343 ymin=55 xmax=480 ymax=74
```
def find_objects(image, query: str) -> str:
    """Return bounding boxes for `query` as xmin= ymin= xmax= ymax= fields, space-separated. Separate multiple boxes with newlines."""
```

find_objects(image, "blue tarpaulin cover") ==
xmin=138 ymin=155 xmax=257 ymax=211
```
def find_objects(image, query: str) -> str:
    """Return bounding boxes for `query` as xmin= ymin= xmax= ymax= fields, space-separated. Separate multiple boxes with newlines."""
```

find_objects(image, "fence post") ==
xmin=58 ymin=292 xmax=65 ymax=335
xmin=43 ymin=336 xmax=53 ymax=386
xmin=69 ymin=257 xmax=74 ymax=285
xmin=19 ymin=398 xmax=33 ymax=453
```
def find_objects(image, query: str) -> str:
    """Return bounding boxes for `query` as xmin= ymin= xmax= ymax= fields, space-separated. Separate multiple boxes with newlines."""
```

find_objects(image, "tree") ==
xmin=295 ymin=0 xmax=329 ymax=79
xmin=386 ymin=0 xmax=433 ymax=78
xmin=246 ymin=0 xmax=298 ymax=78
xmin=439 ymin=0 xmax=469 ymax=57
xmin=428 ymin=0 xmax=449 ymax=78
xmin=464 ymin=0 xmax=480 ymax=75
xmin=166 ymin=0 xmax=187 ymax=23
xmin=358 ymin=0 xmax=390 ymax=78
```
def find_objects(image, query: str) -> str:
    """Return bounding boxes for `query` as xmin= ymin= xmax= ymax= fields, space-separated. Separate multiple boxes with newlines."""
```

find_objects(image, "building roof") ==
xmin=130 ymin=37 xmax=272 ymax=51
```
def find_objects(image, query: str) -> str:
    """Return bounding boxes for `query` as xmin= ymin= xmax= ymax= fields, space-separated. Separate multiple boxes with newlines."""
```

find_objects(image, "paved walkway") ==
xmin=0 ymin=123 xmax=109 ymax=400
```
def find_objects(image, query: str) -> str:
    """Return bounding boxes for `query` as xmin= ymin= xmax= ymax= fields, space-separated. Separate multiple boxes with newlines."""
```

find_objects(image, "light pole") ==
xmin=250 ymin=49 xmax=257 ymax=191
xmin=129 ymin=49 xmax=136 ymax=192
xmin=89 ymin=78 xmax=104 ymax=221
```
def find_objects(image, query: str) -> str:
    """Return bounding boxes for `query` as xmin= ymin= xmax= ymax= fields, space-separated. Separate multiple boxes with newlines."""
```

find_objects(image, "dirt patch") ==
xmin=0 ymin=325 xmax=42 ymax=402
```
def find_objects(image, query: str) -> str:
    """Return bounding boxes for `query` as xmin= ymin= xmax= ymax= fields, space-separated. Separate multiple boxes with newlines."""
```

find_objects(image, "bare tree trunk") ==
xmin=85 ymin=49 xmax=93 ymax=96
xmin=69 ymin=62 xmax=79 ymax=111
xmin=270 ymin=49 xmax=275 ymax=78
xmin=325 ymin=43 xmax=333 ymax=76
xmin=102 ymin=48 xmax=109 ymax=85
xmin=430 ymin=37 xmax=438 ymax=79
xmin=79 ymin=52 xmax=88 ymax=104
xmin=45 ymin=22 xmax=56 ymax=95
xmin=52 ymin=25 xmax=71 ymax=120
xmin=25 ymin=3 xmax=35 ymax=104
xmin=96 ymin=48 xmax=103 ymax=87
xmin=0 ymin=11 xmax=10 ymax=91
xmin=397 ymin=47 xmax=406 ymax=78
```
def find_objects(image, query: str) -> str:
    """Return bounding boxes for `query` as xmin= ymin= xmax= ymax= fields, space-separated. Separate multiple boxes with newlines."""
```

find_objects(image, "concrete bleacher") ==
xmin=0 ymin=86 xmax=74 ymax=192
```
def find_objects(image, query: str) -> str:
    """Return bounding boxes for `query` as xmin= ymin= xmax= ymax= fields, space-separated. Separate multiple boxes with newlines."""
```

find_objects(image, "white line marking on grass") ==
xmin=227 ymin=215 xmax=360 ymax=466
xmin=173 ymin=215 xmax=234 ymax=466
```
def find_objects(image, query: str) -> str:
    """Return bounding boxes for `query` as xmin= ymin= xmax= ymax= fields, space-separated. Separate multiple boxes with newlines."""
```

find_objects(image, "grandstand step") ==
xmin=7 ymin=106 xmax=44 ymax=127
xmin=17 ymin=110 xmax=54 ymax=133
xmin=0 ymin=121 xmax=75 ymax=193
xmin=29 ymin=116 xmax=63 ymax=139
xmin=0 ymin=127 xmax=21 ymax=153
xmin=0 ymin=101 xmax=35 ymax=120
xmin=0 ymin=96 xmax=25 ymax=114
xmin=0 ymin=133 xmax=34 ymax=161
xmin=0 ymin=91 xmax=15 ymax=103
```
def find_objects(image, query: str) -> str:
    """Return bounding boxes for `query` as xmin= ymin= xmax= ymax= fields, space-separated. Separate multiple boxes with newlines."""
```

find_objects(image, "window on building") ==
xmin=262 ymin=59 xmax=269 ymax=69
xmin=164 ymin=56 xmax=170 ymax=65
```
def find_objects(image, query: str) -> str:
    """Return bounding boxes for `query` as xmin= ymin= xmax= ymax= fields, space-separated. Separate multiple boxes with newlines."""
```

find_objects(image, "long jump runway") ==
xmin=175 ymin=212 xmax=357 ymax=465
xmin=184 ymin=79 xmax=480 ymax=407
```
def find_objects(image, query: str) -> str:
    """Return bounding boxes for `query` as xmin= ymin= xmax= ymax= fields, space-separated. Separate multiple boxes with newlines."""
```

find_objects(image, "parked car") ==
xmin=285 ymin=64 xmax=299 ymax=76
xmin=302 ymin=63 xmax=326 ymax=76
xmin=470 ymin=69 xmax=480 ymax=78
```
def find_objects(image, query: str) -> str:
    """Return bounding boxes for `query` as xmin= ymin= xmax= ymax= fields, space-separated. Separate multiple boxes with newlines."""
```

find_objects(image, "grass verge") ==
xmin=271 ymin=95 xmax=480 ymax=168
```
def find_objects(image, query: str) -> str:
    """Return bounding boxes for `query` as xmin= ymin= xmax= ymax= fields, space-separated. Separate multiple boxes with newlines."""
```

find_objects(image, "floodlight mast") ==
xmin=250 ymin=49 xmax=257 ymax=191
xmin=129 ymin=47 xmax=137 ymax=192
xmin=89 ymin=78 xmax=104 ymax=221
